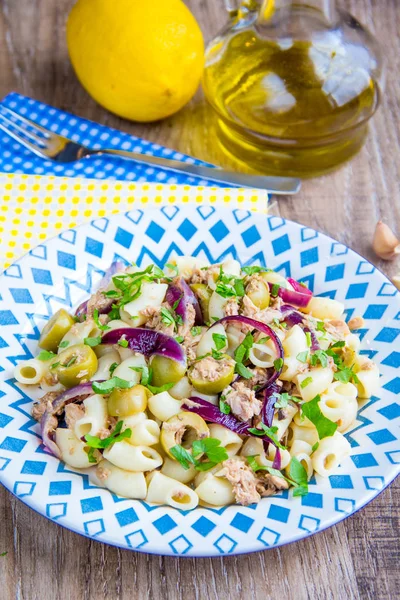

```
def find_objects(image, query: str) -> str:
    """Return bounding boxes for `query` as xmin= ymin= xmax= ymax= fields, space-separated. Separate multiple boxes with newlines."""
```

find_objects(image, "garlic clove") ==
xmin=392 ymin=275 xmax=400 ymax=291
xmin=372 ymin=221 xmax=400 ymax=260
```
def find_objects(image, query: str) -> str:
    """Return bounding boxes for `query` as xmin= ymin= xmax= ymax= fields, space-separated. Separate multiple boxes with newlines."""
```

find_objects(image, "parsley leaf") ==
xmin=215 ymin=282 xmax=236 ymax=298
xmin=234 ymin=332 xmax=253 ymax=364
xmin=160 ymin=307 xmax=175 ymax=327
xmin=247 ymin=423 xmax=286 ymax=449
xmin=212 ymin=333 xmax=227 ymax=352
xmin=274 ymin=358 xmax=284 ymax=371
xmin=118 ymin=338 xmax=129 ymax=348
xmin=37 ymin=350 xmax=56 ymax=361
xmin=93 ymin=308 xmax=111 ymax=331
xmin=305 ymin=332 xmax=312 ymax=347
xmin=316 ymin=321 xmax=326 ymax=332
xmin=233 ymin=278 xmax=245 ymax=297
xmin=334 ymin=366 xmax=360 ymax=384
xmin=289 ymin=456 xmax=309 ymax=496
xmin=310 ymin=349 xmax=329 ymax=368
xmin=108 ymin=304 xmax=120 ymax=320
xmin=311 ymin=442 xmax=320 ymax=453
xmin=92 ymin=377 xmax=134 ymax=394
xmin=170 ymin=445 xmax=196 ymax=470
xmin=109 ymin=362 xmax=118 ymax=376
xmin=147 ymin=382 xmax=175 ymax=394
xmin=301 ymin=395 xmax=337 ymax=439
xmin=235 ymin=362 xmax=253 ymax=379
xmin=296 ymin=351 xmax=309 ymax=363
xmin=219 ymin=398 xmax=231 ymax=414
xmin=175 ymin=335 xmax=184 ymax=343
xmin=192 ymin=438 xmax=228 ymax=464
xmin=331 ymin=340 xmax=345 ymax=349
xmin=300 ymin=376 xmax=313 ymax=389
xmin=129 ymin=365 xmax=152 ymax=386
xmin=59 ymin=340 xmax=70 ymax=349
xmin=84 ymin=336 xmax=102 ymax=347
xmin=85 ymin=420 xmax=131 ymax=458
xmin=191 ymin=326 xmax=202 ymax=337
xmin=242 ymin=266 xmax=266 ymax=275
xmin=0 ymin=552 xmax=7 ymax=557
xmin=270 ymin=283 xmax=280 ymax=297
xmin=273 ymin=392 xmax=299 ymax=409
xmin=165 ymin=262 xmax=179 ymax=276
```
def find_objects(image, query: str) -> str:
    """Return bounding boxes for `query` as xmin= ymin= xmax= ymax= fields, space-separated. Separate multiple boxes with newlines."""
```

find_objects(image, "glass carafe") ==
xmin=202 ymin=0 xmax=383 ymax=178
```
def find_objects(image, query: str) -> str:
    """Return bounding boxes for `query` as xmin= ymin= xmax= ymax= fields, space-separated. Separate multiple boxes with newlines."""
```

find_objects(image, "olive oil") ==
xmin=203 ymin=28 xmax=380 ymax=177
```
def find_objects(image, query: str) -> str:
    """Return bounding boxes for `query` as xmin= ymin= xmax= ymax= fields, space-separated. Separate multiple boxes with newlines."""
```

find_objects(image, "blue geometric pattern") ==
xmin=0 ymin=208 xmax=399 ymax=557
xmin=0 ymin=93 xmax=226 ymax=187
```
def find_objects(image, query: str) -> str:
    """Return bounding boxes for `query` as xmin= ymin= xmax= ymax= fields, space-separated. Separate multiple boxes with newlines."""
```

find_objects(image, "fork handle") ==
xmin=93 ymin=148 xmax=301 ymax=195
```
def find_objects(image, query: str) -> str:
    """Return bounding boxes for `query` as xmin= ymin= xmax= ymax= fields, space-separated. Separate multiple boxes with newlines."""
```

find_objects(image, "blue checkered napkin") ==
xmin=0 ymin=92 xmax=222 ymax=186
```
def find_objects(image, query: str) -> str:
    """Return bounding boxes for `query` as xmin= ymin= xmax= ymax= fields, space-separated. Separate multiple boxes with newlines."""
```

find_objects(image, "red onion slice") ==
xmin=166 ymin=277 xmax=202 ymax=324
xmin=268 ymin=280 xmax=312 ymax=308
xmin=211 ymin=315 xmax=284 ymax=387
xmin=183 ymin=396 xmax=281 ymax=449
xmin=40 ymin=382 xmax=96 ymax=458
xmin=101 ymin=327 xmax=186 ymax=365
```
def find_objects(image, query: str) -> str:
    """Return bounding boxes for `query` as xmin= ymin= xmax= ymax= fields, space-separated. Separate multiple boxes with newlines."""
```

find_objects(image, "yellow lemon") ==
xmin=67 ymin=0 xmax=204 ymax=122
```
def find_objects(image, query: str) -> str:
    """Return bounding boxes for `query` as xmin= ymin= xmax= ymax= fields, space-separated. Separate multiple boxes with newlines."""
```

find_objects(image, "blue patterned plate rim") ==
xmin=0 ymin=207 xmax=399 ymax=557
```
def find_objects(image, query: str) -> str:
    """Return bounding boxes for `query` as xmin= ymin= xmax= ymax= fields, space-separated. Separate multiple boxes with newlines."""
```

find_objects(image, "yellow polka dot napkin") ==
xmin=0 ymin=173 xmax=269 ymax=271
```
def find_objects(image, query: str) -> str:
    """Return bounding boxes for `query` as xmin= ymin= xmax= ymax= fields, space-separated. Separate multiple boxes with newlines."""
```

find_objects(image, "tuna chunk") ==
xmin=190 ymin=355 xmax=234 ymax=383
xmin=325 ymin=319 xmax=350 ymax=340
xmin=86 ymin=291 xmax=113 ymax=317
xmin=32 ymin=391 xmax=59 ymax=422
xmin=256 ymin=472 xmax=289 ymax=497
xmin=140 ymin=303 xmax=175 ymax=337
xmin=223 ymin=381 xmax=262 ymax=422
xmin=64 ymin=403 xmax=85 ymax=429
xmin=224 ymin=297 xmax=239 ymax=317
xmin=241 ymin=295 xmax=281 ymax=325
xmin=220 ymin=457 xmax=260 ymax=505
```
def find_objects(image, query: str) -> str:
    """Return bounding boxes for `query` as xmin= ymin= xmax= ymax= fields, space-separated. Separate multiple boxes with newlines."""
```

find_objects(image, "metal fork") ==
xmin=0 ymin=106 xmax=301 ymax=195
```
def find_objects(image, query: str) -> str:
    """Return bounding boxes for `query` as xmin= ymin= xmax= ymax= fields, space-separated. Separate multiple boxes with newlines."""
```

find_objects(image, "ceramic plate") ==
xmin=0 ymin=206 xmax=399 ymax=557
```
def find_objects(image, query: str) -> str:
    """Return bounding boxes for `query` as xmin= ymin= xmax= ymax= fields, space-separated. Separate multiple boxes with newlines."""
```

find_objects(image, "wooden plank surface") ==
xmin=0 ymin=0 xmax=399 ymax=598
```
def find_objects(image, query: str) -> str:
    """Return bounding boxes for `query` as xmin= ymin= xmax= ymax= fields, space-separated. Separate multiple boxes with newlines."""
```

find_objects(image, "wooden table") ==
xmin=0 ymin=1 xmax=399 ymax=598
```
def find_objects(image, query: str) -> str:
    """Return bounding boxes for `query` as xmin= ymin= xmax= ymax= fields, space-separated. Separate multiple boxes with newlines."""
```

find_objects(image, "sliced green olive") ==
xmin=52 ymin=343 xmax=98 ymax=388
xmin=108 ymin=384 xmax=149 ymax=417
xmin=161 ymin=411 xmax=209 ymax=458
xmin=246 ymin=279 xmax=270 ymax=309
xmin=190 ymin=283 xmax=212 ymax=324
xmin=188 ymin=354 xmax=235 ymax=394
xmin=39 ymin=309 xmax=75 ymax=352
xmin=150 ymin=355 xmax=187 ymax=387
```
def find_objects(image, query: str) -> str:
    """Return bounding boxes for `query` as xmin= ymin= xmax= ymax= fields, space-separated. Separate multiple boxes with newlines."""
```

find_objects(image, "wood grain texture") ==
xmin=0 ymin=1 xmax=399 ymax=598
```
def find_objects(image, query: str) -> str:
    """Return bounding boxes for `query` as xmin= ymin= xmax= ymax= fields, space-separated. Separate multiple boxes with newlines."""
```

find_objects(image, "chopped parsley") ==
xmin=288 ymin=457 xmax=309 ymax=497
xmin=311 ymin=442 xmax=320 ymax=453
xmin=300 ymin=376 xmax=313 ymax=389
xmin=191 ymin=326 xmax=202 ymax=337
xmin=305 ymin=332 xmax=312 ymax=347
xmin=85 ymin=420 xmax=131 ymax=463
xmin=215 ymin=282 xmax=236 ymax=298
xmin=0 ymin=552 xmax=8 ymax=557
xmin=331 ymin=340 xmax=345 ymax=349
xmin=270 ymin=283 xmax=280 ymax=297
xmin=104 ymin=264 xmax=166 ymax=306
xmin=108 ymin=304 xmax=120 ymax=321
xmin=247 ymin=423 xmax=286 ymax=449
xmin=93 ymin=308 xmax=111 ymax=331
xmin=92 ymin=377 xmax=134 ymax=394
xmin=84 ymin=336 xmax=102 ymax=347
xmin=301 ymin=395 xmax=337 ymax=439
xmin=273 ymin=392 xmax=300 ymax=409
xmin=129 ymin=365 xmax=174 ymax=394
xmin=118 ymin=338 xmax=129 ymax=348
xmin=64 ymin=355 xmax=77 ymax=368
xmin=242 ymin=266 xmax=267 ymax=275
xmin=333 ymin=366 xmax=360 ymax=384
xmin=257 ymin=336 xmax=270 ymax=344
xmin=296 ymin=351 xmax=309 ymax=363
xmin=109 ymin=362 xmax=118 ymax=376
xmin=235 ymin=362 xmax=253 ymax=379
xmin=212 ymin=332 xmax=227 ymax=352
xmin=59 ymin=340 xmax=70 ymax=349
xmin=274 ymin=358 xmax=284 ymax=371
xmin=175 ymin=335 xmax=184 ymax=343
xmin=316 ymin=321 xmax=326 ymax=332
xmin=160 ymin=307 xmax=175 ymax=327
xmin=165 ymin=262 xmax=179 ymax=276
xmin=234 ymin=332 xmax=254 ymax=364
xmin=219 ymin=397 xmax=231 ymax=414
xmin=310 ymin=349 xmax=329 ymax=368
xmin=170 ymin=438 xmax=229 ymax=471
xmin=37 ymin=350 xmax=56 ymax=361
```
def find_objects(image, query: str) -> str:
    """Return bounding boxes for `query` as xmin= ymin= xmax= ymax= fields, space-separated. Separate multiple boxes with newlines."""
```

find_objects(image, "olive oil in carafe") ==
xmin=203 ymin=30 xmax=380 ymax=177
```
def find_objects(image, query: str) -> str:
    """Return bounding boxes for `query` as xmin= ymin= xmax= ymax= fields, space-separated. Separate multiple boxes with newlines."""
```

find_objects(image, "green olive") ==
xmin=246 ymin=279 xmax=270 ymax=309
xmin=190 ymin=283 xmax=212 ymax=324
xmin=150 ymin=355 xmax=187 ymax=387
xmin=53 ymin=343 xmax=98 ymax=387
xmin=39 ymin=309 xmax=75 ymax=352
xmin=188 ymin=354 xmax=235 ymax=394
xmin=161 ymin=412 xmax=209 ymax=458
xmin=108 ymin=384 xmax=149 ymax=417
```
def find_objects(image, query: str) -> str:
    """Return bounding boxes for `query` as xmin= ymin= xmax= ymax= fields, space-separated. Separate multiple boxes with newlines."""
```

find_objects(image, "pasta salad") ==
xmin=15 ymin=257 xmax=380 ymax=510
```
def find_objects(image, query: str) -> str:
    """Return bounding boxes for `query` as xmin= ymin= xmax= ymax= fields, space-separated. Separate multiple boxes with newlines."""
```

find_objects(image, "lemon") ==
xmin=66 ymin=0 xmax=204 ymax=122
